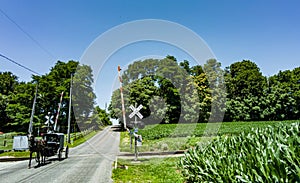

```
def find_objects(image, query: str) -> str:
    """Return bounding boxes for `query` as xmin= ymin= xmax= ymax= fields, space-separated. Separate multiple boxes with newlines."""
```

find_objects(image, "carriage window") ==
xmin=44 ymin=135 xmax=57 ymax=142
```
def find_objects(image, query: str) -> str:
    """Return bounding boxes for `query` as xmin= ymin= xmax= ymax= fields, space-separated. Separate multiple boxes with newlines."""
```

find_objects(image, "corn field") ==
xmin=179 ymin=122 xmax=300 ymax=182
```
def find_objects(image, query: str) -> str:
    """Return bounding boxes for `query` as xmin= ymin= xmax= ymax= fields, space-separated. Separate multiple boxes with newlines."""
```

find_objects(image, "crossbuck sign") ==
xmin=129 ymin=104 xmax=143 ymax=119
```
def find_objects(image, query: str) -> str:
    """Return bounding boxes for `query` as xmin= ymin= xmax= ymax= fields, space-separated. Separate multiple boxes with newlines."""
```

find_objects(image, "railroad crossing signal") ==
xmin=45 ymin=112 xmax=54 ymax=133
xmin=129 ymin=104 xmax=143 ymax=119
xmin=45 ymin=114 xmax=54 ymax=125
xmin=128 ymin=103 xmax=144 ymax=161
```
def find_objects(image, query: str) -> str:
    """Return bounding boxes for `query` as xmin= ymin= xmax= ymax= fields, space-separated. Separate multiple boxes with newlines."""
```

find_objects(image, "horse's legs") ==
xmin=42 ymin=151 xmax=46 ymax=164
xmin=28 ymin=151 xmax=32 ymax=169
xmin=40 ymin=149 xmax=44 ymax=165
xmin=36 ymin=151 xmax=40 ymax=166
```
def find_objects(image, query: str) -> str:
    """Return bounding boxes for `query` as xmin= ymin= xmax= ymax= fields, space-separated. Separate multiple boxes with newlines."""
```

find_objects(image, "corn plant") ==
xmin=179 ymin=122 xmax=300 ymax=182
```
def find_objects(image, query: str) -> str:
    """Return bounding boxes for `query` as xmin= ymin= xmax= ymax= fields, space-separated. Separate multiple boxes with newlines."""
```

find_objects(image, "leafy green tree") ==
xmin=0 ymin=72 xmax=19 ymax=131
xmin=192 ymin=71 xmax=211 ymax=122
xmin=29 ymin=61 xmax=96 ymax=133
xmin=31 ymin=61 xmax=79 ymax=133
xmin=203 ymin=59 xmax=226 ymax=122
xmin=0 ymin=72 xmax=18 ymax=95
xmin=225 ymin=60 xmax=266 ymax=99
xmin=87 ymin=106 xmax=111 ymax=130
xmin=261 ymin=85 xmax=297 ymax=120
xmin=224 ymin=60 xmax=266 ymax=121
xmin=0 ymin=94 xmax=9 ymax=131
xmin=190 ymin=65 xmax=204 ymax=76
xmin=73 ymin=64 xmax=96 ymax=129
xmin=94 ymin=106 xmax=111 ymax=126
xmin=5 ymin=82 xmax=36 ymax=132
xmin=108 ymin=89 xmax=122 ymax=120
xmin=179 ymin=60 xmax=191 ymax=74
xmin=264 ymin=67 xmax=300 ymax=120
xmin=109 ymin=56 xmax=201 ymax=127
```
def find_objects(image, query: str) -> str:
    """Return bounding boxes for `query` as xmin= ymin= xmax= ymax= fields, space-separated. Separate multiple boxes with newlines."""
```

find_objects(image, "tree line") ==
xmin=1 ymin=57 xmax=298 ymax=133
xmin=109 ymin=56 xmax=300 ymax=125
xmin=0 ymin=60 xmax=111 ymax=133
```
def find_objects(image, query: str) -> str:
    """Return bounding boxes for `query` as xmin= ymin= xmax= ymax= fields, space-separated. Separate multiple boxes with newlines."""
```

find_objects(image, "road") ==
xmin=0 ymin=126 xmax=120 ymax=183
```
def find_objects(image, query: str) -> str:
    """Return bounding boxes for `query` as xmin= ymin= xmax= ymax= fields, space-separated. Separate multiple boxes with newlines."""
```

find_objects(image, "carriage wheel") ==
xmin=65 ymin=145 xmax=69 ymax=159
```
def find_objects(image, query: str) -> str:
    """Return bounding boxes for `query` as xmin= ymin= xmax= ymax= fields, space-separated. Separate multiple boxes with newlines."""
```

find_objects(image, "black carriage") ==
xmin=42 ymin=133 xmax=69 ymax=160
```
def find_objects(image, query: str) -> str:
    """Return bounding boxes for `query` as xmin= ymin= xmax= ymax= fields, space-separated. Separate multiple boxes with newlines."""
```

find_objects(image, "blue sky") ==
xmin=1 ymin=0 xmax=300 ymax=108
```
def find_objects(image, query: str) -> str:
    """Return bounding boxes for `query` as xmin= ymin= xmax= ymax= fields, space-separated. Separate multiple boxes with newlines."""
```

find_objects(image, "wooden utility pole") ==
xmin=118 ymin=65 xmax=127 ymax=130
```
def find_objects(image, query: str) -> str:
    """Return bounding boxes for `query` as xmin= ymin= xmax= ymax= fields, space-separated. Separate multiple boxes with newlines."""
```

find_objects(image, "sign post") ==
xmin=129 ymin=103 xmax=143 ymax=160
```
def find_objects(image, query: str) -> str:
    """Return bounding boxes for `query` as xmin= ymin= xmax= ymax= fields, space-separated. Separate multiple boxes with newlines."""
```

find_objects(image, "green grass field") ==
xmin=114 ymin=121 xmax=299 ymax=182
xmin=112 ymin=158 xmax=184 ymax=183
xmin=120 ymin=120 xmax=297 ymax=152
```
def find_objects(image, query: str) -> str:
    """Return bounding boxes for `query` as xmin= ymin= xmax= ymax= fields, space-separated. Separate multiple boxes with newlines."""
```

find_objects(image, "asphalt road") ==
xmin=0 ymin=126 xmax=120 ymax=183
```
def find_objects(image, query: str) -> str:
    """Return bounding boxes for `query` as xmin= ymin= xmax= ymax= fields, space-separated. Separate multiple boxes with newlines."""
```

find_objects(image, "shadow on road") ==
xmin=32 ymin=157 xmax=67 ymax=169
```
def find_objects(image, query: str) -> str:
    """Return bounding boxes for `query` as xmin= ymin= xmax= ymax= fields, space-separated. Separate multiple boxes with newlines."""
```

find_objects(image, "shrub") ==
xmin=179 ymin=122 xmax=300 ymax=182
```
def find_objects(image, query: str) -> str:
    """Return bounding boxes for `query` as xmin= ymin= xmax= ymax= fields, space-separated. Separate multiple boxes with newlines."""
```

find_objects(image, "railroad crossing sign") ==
xmin=45 ymin=113 xmax=54 ymax=133
xmin=129 ymin=104 xmax=143 ymax=119
xmin=45 ymin=114 xmax=54 ymax=125
xmin=128 ymin=103 xmax=144 ymax=161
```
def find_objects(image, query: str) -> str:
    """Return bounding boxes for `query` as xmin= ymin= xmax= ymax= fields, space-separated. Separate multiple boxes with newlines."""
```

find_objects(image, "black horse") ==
xmin=28 ymin=135 xmax=46 ymax=168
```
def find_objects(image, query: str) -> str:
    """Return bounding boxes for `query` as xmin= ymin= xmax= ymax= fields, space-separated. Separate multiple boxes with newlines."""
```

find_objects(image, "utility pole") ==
xmin=28 ymin=84 xmax=38 ymax=136
xmin=67 ymin=74 xmax=73 ymax=144
xmin=118 ymin=65 xmax=127 ymax=130
xmin=54 ymin=91 xmax=64 ymax=132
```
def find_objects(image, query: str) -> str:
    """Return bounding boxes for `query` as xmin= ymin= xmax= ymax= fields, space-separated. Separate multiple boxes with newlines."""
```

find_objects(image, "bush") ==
xmin=179 ymin=122 xmax=300 ymax=182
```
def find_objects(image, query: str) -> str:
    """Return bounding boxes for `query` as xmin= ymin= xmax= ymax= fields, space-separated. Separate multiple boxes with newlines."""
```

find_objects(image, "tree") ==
xmin=29 ymin=60 xmax=96 ymax=133
xmin=179 ymin=60 xmax=191 ymax=74
xmin=0 ymin=72 xmax=19 ymax=131
xmin=94 ymin=106 xmax=111 ymax=126
xmin=264 ymin=67 xmax=300 ymax=120
xmin=5 ymin=82 xmax=36 ymax=132
xmin=31 ymin=61 xmax=79 ymax=133
xmin=0 ymin=94 xmax=9 ymax=131
xmin=0 ymin=72 xmax=18 ymax=95
xmin=192 ymin=71 xmax=211 ymax=122
xmin=190 ymin=65 xmax=204 ymax=76
xmin=203 ymin=59 xmax=226 ymax=122
xmin=69 ymin=64 xmax=96 ymax=132
xmin=224 ymin=60 xmax=267 ymax=121
xmin=109 ymin=56 xmax=201 ymax=126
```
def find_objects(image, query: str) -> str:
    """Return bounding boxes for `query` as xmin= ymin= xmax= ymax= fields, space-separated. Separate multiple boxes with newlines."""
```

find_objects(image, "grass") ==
xmin=0 ymin=139 xmax=13 ymax=150
xmin=120 ymin=120 xmax=297 ymax=152
xmin=120 ymin=131 xmax=214 ymax=152
xmin=0 ymin=151 xmax=30 ymax=157
xmin=115 ymin=121 xmax=299 ymax=182
xmin=67 ymin=130 xmax=97 ymax=148
xmin=112 ymin=157 xmax=184 ymax=183
xmin=138 ymin=120 xmax=297 ymax=140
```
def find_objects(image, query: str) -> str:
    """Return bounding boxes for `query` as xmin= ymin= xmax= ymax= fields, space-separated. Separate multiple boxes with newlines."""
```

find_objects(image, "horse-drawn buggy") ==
xmin=28 ymin=132 xmax=69 ymax=168
xmin=43 ymin=133 xmax=68 ymax=160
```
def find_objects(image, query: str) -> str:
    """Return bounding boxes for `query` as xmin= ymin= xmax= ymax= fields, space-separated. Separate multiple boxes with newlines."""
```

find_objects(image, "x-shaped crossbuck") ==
xmin=129 ymin=104 xmax=143 ymax=119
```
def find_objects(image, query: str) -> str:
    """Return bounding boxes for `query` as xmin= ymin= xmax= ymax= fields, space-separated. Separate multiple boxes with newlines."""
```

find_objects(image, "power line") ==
xmin=0 ymin=53 xmax=41 ymax=76
xmin=0 ymin=8 xmax=55 ymax=58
